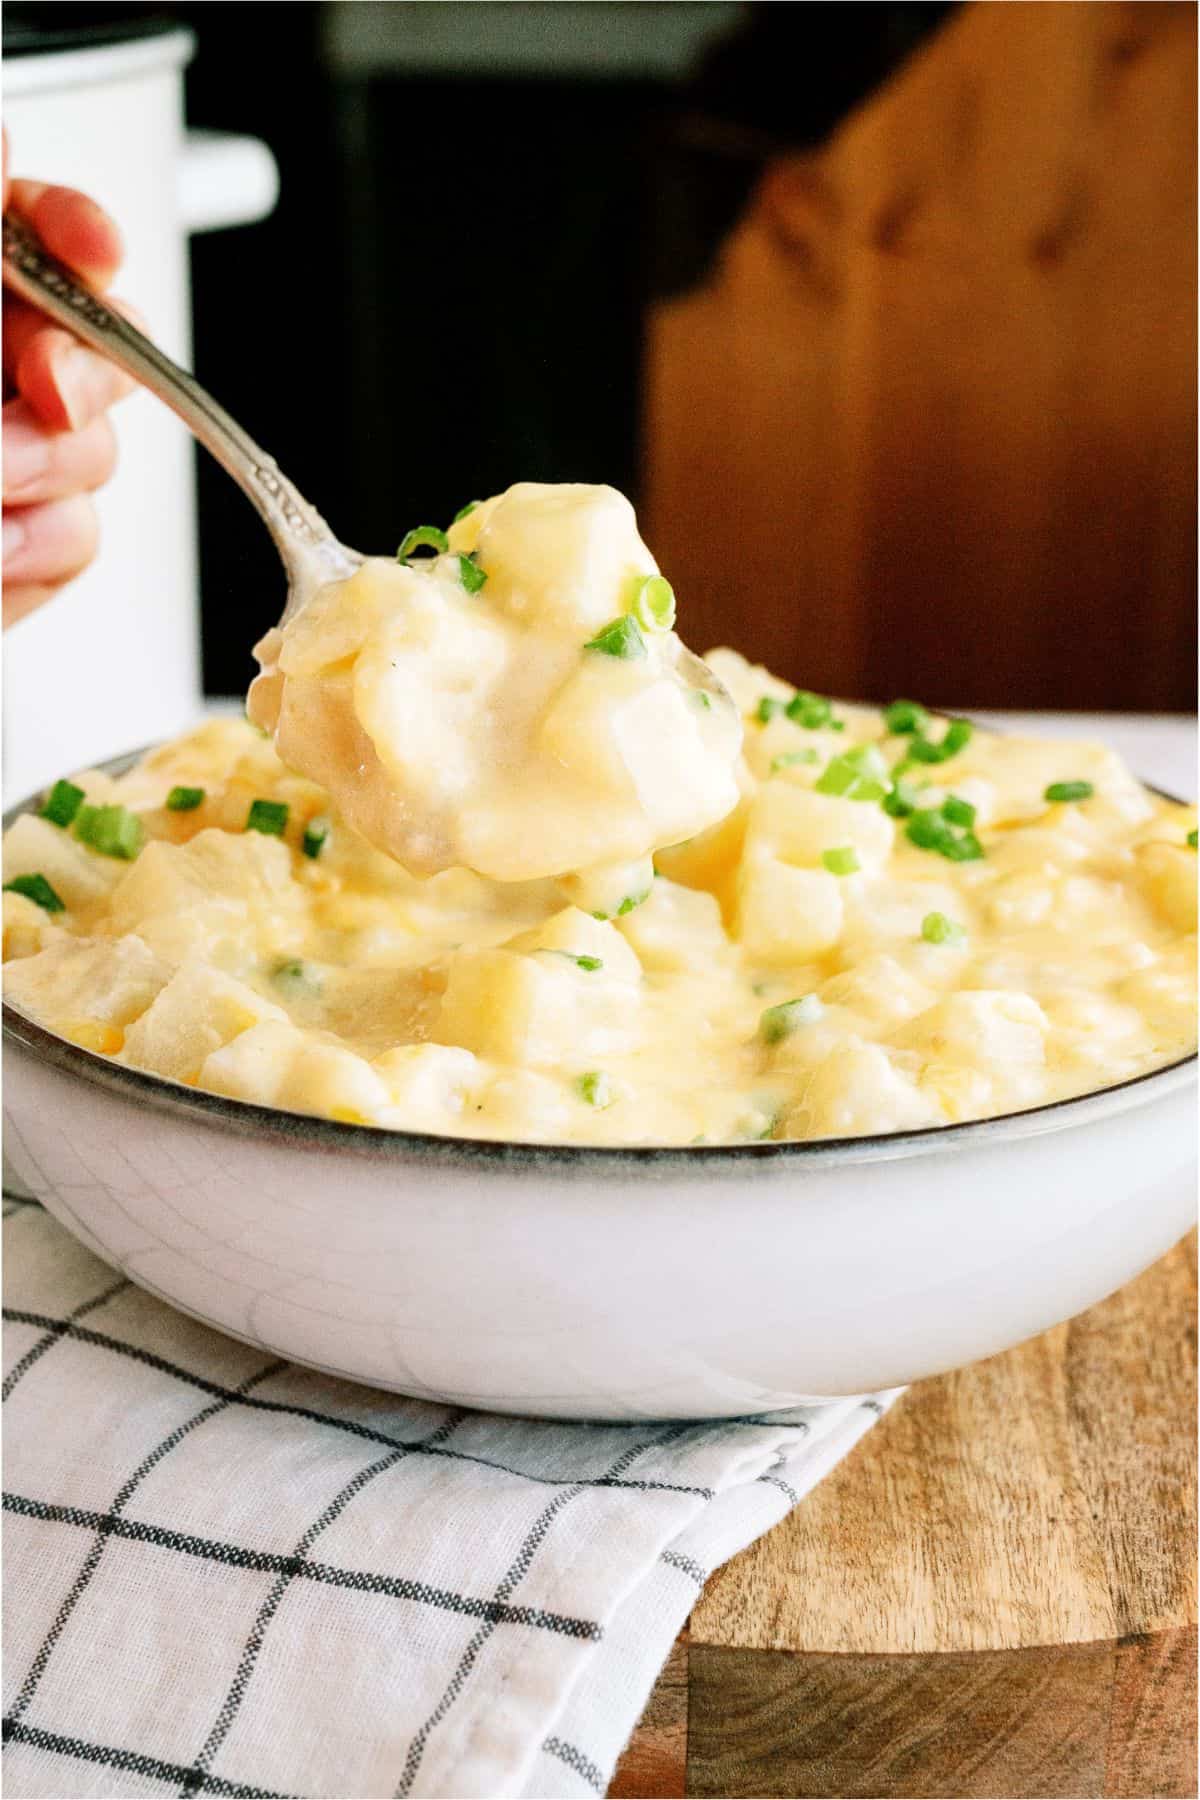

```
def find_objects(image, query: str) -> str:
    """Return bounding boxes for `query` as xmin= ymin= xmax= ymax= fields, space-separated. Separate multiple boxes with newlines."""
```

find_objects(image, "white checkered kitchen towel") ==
xmin=3 ymin=1196 xmax=898 ymax=1799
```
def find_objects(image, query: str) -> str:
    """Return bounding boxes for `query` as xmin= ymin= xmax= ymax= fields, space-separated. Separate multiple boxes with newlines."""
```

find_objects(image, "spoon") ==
xmin=2 ymin=211 xmax=359 ymax=623
xmin=2 ymin=209 xmax=736 ymax=872
xmin=2 ymin=212 xmax=731 ymax=697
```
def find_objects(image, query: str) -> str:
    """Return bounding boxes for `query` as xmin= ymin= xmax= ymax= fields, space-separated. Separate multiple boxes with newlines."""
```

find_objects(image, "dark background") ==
xmin=102 ymin=0 xmax=954 ymax=698
xmin=6 ymin=2 xmax=1194 ymax=711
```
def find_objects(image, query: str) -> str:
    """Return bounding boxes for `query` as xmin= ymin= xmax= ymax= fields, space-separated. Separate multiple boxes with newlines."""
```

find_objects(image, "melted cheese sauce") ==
xmin=3 ymin=483 xmax=1195 ymax=1145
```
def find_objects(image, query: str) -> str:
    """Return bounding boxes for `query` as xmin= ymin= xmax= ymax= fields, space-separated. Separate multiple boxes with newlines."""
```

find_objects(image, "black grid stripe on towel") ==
xmin=3 ymin=1200 xmax=897 ymax=1799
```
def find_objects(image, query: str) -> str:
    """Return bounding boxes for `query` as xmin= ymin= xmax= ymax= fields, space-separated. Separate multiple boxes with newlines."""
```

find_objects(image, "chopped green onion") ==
xmin=770 ymin=749 xmax=819 ymax=773
xmin=271 ymin=957 xmax=317 ymax=994
xmin=786 ymin=690 xmax=836 ymax=730
xmin=3 ymin=872 xmax=64 ymax=913
xmin=302 ymin=817 xmax=331 ymax=859
xmin=816 ymin=744 xmax=892 ymax=802
xmin=542 ymin=948 xmax=605 ymax=972
xmin=759 ymin=994 xmax=824 ymax=1045
xmin=616 ymin=888 xmax=651 ymax=916
xmin=1044 ymin=780 xmax=1094 ymax=804
xmin=397 ymin=525 xmax=449 ymax=561
xmin=40 ymin=780 xmax=85 ymax=828
xmin=631 ymin=575 xmax=676 ymax=633
xmin=883 ymin=778 xmax=922 ymax=818
xmin=576 ymin=1071 xmax=613 ymax=1109
xmin=246 ymin=799 xmax=289 ymax=837
xmin=906 ymin=805 xmax=984 ymax=862
xmin=942 ymin=794 xmax=976 ymax=827
xmin=166 ymin=786 xmax=205 ymax=812
xmin=1189 ymin=829 xmax=1198 ymax=849
xmin=906 ymin=718 xmax=973 ymax=765
xmin=457 ymin=552 xmax=487 ymax=595
xmin=452 ymin=500 xmax=480 ymax=524
xmin=756 ymin=695 xmax=784 ymax=725
xmin=922 ymin=911 xmax=967 ymax=946
xmin=883 ymin=699 xmax=930 ymax=736
xmin=583 ymin=615 xmax=647 ymax=659
xmin=694 ymin=691 xmax=713 ymax=711
xmin=74 ymin=803 xmax=143 ymax=860
xmin=822 ymin=846 xmax=860 ymax=876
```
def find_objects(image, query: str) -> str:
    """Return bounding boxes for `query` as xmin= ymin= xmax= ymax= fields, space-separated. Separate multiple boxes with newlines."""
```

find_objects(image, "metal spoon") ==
xmin=2 ymin=210 xmax=732 ymax=717
xmin=2 ymin=211 xmax=359 ymax=622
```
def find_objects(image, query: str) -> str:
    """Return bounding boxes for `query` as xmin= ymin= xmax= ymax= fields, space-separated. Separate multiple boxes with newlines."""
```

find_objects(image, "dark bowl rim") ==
xmin=3 ymin=737 xmax=1196 ymax=1178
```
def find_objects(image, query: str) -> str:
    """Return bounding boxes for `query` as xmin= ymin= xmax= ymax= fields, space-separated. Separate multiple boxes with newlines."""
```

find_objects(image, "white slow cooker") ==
xmin=3 ymin=17 xmax=278 ymax=800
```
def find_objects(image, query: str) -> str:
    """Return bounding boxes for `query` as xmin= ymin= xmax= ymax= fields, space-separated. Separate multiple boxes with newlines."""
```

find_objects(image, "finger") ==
xmin=2 ymin=493 xmax=99 ymax=591
xmin=3 ymin=294 xmax=142 ymax=429
xmin=3 ymin=400 xmax=118 ymax=505
xmin=8 ymin=177 xmax=124 ymax=288
xmin=21 ymin=328 xmax=137 ymax=431
xmin=3 ymin=290 xmax=147 ymax=383
xmin=4 ymin=580 xmax=61 ymax=627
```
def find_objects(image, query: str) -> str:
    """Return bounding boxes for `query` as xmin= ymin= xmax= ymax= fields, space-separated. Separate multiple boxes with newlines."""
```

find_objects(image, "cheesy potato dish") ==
xmin=3 ymin=484 xmax=1196 ymax=1145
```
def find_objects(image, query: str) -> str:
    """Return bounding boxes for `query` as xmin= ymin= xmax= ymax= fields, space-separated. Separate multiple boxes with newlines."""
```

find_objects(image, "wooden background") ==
xmin=609 ymin=1234 xmax=1197 ymax=1798
xmin=643 ymin=1 xmax=1197 ymax=714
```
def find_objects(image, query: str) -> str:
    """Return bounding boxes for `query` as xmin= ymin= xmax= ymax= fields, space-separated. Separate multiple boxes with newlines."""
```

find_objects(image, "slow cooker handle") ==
xmin=180 ymin=131 xmax=279 ymax=236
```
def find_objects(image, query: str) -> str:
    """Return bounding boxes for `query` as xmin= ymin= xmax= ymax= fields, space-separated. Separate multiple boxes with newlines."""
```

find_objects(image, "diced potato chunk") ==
xmin=110 ymin=829 xmax=298 ymax=962
xmin=737 ymin=855 xmax=844 ymax=963
xmin=437 ymin=942 xmax=638 ymax=1066
xmin=353 ymin=585 xmax=510 ymax=804
xmin=277 ymin=1040 xmax=392 ymax=1122
xmin=472 ymin=1068 xmax=572 ymax=1141
xmin=1119 ymin=941 xmax=1198 ymax=1047
xmin=898 ymin=990 xmax=1049 ymax=1069
xmin=199 ymin=1018 xmax=302 ymax=1107
xmin=746 ymin=782 xmax=895 ymax=876
xmin=818 ymin=954 xmax=937 ymax=1030
xmin=123 ymin=965 xmax=286 ymax=1082
xmin=539 ymin=669 xmax=740 ymax=852
xmin=3 ymin=891 xmax=67 ymax=961
xmin=616 ymin=880 xmax=727 ymax=972
xmin=372 ymin=1043 xmax=481 ymax=1132
xmin=508 ymin=907 xmax=641 ymax=983
xmin=4 ymin=934 xmax=168 ymax=1037
xmin=1137 ymin=841 xmax=1198 ymax=933
xmin=2 ymin=814 xmax=124 ymax=913
xmin=466 ymin=481 xmax=656 ymax=635
xmin=784 ymin=1044 xmax=940 ymax=1138
xmin=652 ymin=796 xmax=749 ymax=904
xmin=840 ymin=878 xmax=968 ymax=960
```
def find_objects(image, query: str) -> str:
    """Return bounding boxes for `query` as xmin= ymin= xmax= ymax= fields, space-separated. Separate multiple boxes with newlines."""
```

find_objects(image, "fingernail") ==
xmin=51 ymin=345 xmax=104 ymax=431
xmin=3 ymin=516 xmax=28 ymax=565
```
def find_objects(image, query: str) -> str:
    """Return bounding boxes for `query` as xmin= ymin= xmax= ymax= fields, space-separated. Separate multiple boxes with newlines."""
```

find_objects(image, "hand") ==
xmin=3 ymin=134 xmax=137 ymax=626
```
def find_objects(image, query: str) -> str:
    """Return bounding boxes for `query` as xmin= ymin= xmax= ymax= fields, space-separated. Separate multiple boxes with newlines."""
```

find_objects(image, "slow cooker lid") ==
xmin=3 ymin=5 xmax=180 ymax=57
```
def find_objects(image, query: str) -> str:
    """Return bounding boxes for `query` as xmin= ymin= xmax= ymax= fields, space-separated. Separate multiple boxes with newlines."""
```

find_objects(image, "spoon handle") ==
xmin=2 ymin=212 xmax=341 ymax=572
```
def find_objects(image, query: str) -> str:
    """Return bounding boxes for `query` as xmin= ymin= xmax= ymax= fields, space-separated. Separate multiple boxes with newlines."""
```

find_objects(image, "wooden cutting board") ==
xmin=612 ymin=1232 xmax=1197 ymax=1798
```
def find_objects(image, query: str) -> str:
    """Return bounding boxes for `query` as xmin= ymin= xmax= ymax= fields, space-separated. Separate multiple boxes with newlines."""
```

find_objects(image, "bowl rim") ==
xmin=3 ymin=739 xmax=1196 ymax=1179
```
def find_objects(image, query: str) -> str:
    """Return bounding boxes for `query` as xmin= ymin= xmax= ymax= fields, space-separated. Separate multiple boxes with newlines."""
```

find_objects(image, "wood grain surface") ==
xmin=612 ymin=1234 xmax=1197 ymax=1798
xmin=642 ymin=0 xmax=1197 ymax=713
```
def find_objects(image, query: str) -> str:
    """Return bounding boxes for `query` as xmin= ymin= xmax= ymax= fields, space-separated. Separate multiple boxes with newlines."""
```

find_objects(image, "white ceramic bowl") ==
xmin=4 ymin=767 xmax=1196 ymax=1420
